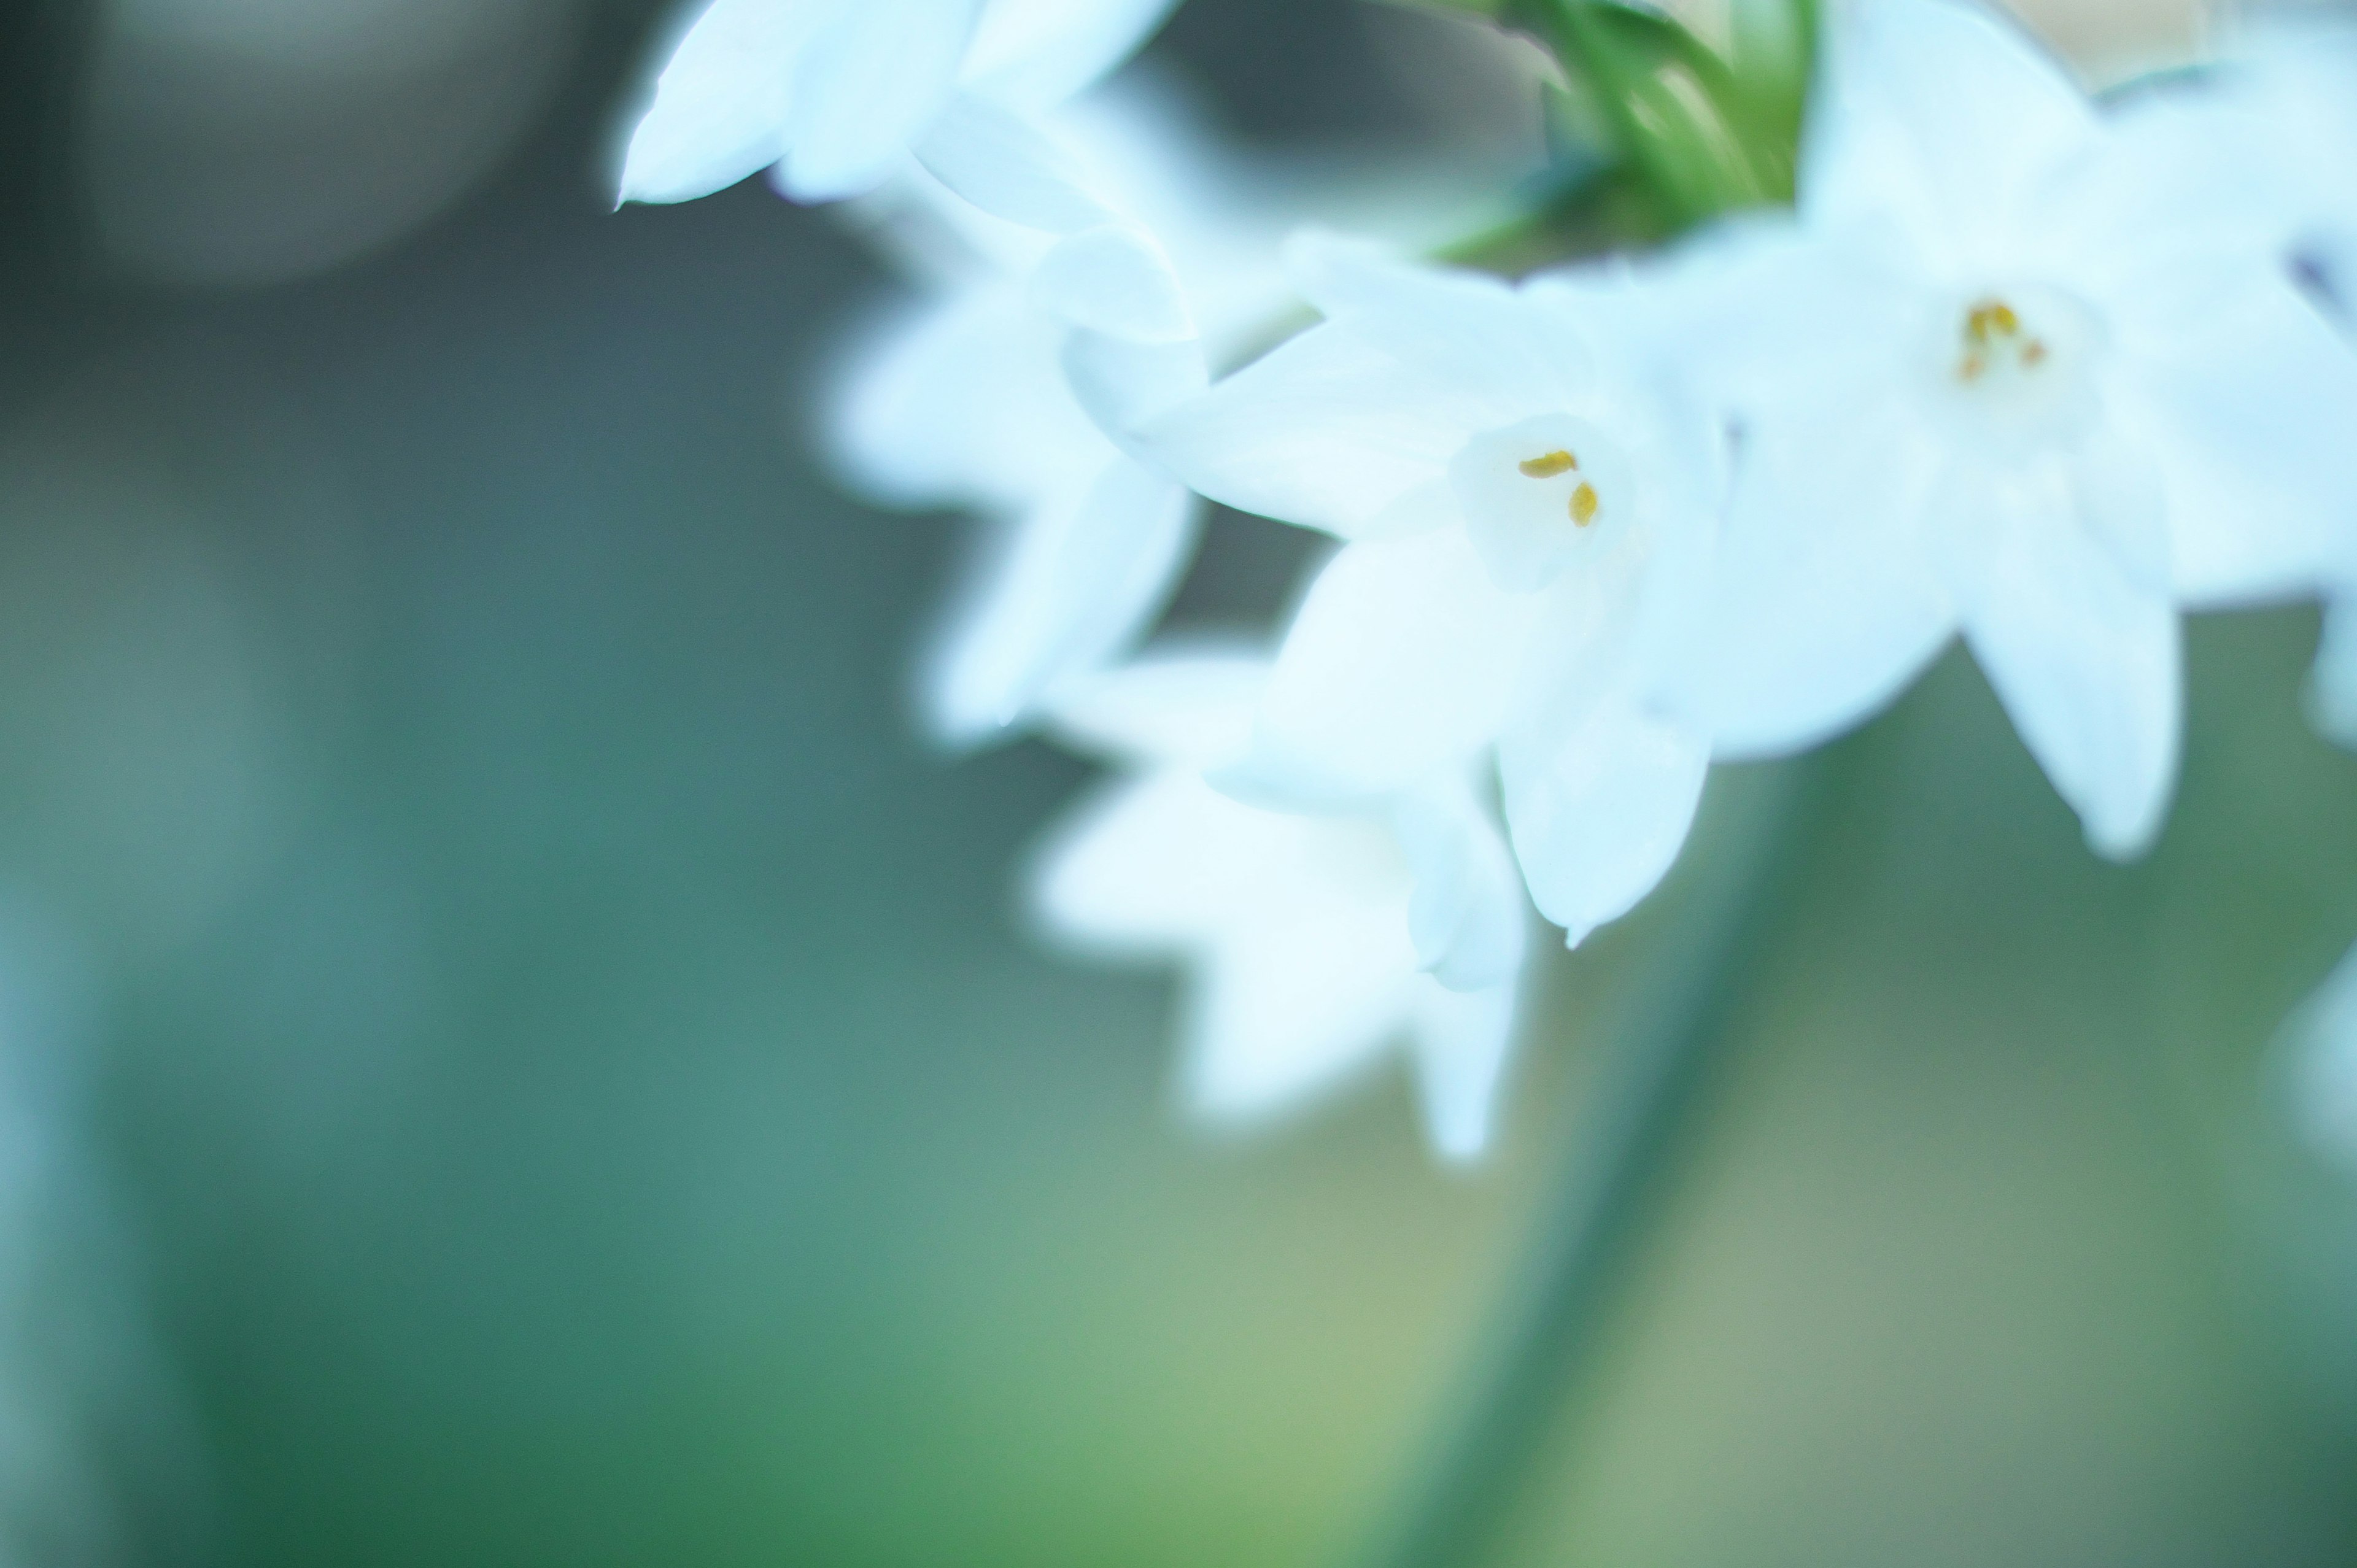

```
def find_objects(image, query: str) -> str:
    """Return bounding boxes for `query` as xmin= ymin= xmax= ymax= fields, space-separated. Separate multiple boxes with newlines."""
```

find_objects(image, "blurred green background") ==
xmin=2 ymin=0 xmax=2356 ymax=1564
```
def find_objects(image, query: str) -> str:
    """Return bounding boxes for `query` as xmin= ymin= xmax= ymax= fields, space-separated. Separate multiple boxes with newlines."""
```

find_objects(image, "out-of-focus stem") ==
xmin=1353 ymin=755 xmax=1832 ymax=1568
xmin=1517 ymin=0 xmax=1692 ymax=222
xmin=1504 ymin=0 xmax=1817 ymax=228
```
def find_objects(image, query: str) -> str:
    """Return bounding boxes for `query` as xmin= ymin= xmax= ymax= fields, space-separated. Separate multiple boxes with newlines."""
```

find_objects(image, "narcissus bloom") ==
xmin=1030 ymin=647 xmax=1528 ymax=1161
xmin=830 ymin=77 xmax=1507 ymax=746
xmin=1686 ymin=0 xmax=2357 ymax=855
xmin=617 ymin=0 xmax=1180 ymax=205
xmin=2143 ymin=19 xmax=2357 ymax=747
xmin=1135 ymin=236 xmax=1730 ymax=946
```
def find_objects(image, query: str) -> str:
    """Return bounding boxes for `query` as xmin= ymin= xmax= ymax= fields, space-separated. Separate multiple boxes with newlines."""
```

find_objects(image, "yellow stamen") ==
xmin=1519 ymin=450 xmax=1579 ymax=479
xmin=1956 ymin=296 xmax=2051 ymax=383
xmin=1570 ymin=482 xmax=1599 ymax=527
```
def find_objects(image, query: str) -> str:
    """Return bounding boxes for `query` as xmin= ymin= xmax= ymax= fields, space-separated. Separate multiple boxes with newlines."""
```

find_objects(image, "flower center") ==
xmin=1954 ymin=296 xmax=2051 ymax=387
xmin=1515 ymin=449 xmax=1602 ymax=527
xmin=1449 ymin=413 xmax=1636 ymax=593
xmin=1924 ymin=284 xmax=2103 ymax=453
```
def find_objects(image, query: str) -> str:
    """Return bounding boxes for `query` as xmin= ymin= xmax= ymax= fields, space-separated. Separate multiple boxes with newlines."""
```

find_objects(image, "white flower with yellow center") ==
xmin=1684 ymin=0 xmax=2357 ymax=856
xmin=1029 ymin=647 xmax=1529 ymax=1161
xmin=1134 ymin=237 xmax=1728 ymax=945
xmin=616 ymin=0 xmax=1180 ymax=206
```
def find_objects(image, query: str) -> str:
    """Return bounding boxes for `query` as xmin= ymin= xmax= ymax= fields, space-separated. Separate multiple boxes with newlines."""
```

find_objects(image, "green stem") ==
xmin=1519 ymin=0 xmax=1689 ymax=224
xmin=1353 ymin=754 xmax=1834 ymax=1568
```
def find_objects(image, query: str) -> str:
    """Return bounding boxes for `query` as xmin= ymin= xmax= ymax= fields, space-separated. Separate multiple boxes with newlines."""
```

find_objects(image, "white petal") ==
xmin=1693 ymin=405 xmax=1955 ymax=757
xmin=617 ymin=0 xmax=829 ymax=205
xmin=1500 ymin=692 xmax=1710 ymax=948
xmin=1033 ymin=223 xmax=1194 ymax=342
xmin=825 ymin=288 xmax=1104 ymax=511
xmin=1804 ymin=0 xmax=2095 ymax=262
xmin=921 ymin=458 xmax=1197 ymax=746
xmin=1593 ymin=216 xmax=1920 ymax=417
xmin=1186 ymin=909 xmax=1417 ymax=1128
xmin=1042 ymin=643 xmax=1269 ymax=767
xmin=2064 ymin=83 xmax=2312 ymax=277
xmin=2070 ymin=422 xmax=2172 ymax=599
xmin=1391 ymin=779 xmax=1528 ymax=992
xmin=1138 ymin=322 xmax=1474 ymax=536
xmin=1233 ymin=530 xmax=1536 ymax=804
xmin=775 ymin=0 xmax=985 ymax=202
xmin=1028 ymin=773 xmax=1275 ymax=949
xmin=913 ymin=91 xmax=1113 ymax=234
xmin=1949 ymin=465 xmax=2182 ymax=860
xmin=1405 ymin=976 xmax=1520 ymax=1164
xmin=1062 ymin=328 xmax=1210 ymax=456
xmin=2108 ymin=275 xmax=2357 ymax=609
xmin=960 ymin=0 xmax=1182 ymax=110
xmin=1283 ymin=231 xmax=1591 ymax=417
xmin=2307 ymin=590 xmax=2357 ymax=749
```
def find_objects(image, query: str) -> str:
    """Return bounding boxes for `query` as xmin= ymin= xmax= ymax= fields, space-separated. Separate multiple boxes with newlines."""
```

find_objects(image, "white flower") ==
xmin=829 ymin=75 xmax=1512 ymax=746
xmin=617 ymin=0 xmax=1180 ymax=206
xmin=1029 ymin=646 xmax=1530 ymax=1161
xmin=2151 ymin=15 xmax=2357 ymax=303
xmin=1131 ymin=236 xmax=1730 ymax=946
xmin=2156 ymin=19 xmax=2357 ymax=748
xmin=1683 ymin=0 xmax=2357 ymax=856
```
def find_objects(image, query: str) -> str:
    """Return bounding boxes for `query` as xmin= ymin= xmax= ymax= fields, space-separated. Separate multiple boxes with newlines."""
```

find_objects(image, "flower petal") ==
xmin=1283 ymin=231 xmax=1591 ymax=418
xmin=959 ymin=0 xmax=1182 ymax=110
xmin=1405 ymin=976 xmax=1520 ymax=1164
xmin=1028 ymin=773 xmax=1271 ymax=949
xmin=2109 ymin=274 xmax=2357 ymax=609
xmin=1948 ymin=463 xmax=2182 ymax=860
xmin=913 ymin=90 xmax=1114 ymax=234
xmin=1805 ymin=0 xmax=2096 ymax=263
xmin=826 ymin=288 xmax=1105 ymax=511
xmin=1500 ymin=691 xmax=1710 ymax=948
xmin=1042 ymin=643 xmax=1268 ymax=767
xmin=1033 ymin=223 xmax=1195 ymax=342
xmin=617 ymin=0 xmax=827 ymax=205
xmin=1391 ymin=779 xmax=1528 ymax=993
xmin=921 ymin=458 xmax=1198 ymax=747
xmin=1137 ymin=322 xmax=1474 ymax=536
xmin=1186 ymin=908 xmax=1417 ymax=1127
xmin=1693 ymin=405 xmax=1955 ymax=757
xmin=1062 ymin=328 xmax=1210 ymax=457
xmin=776 ymin=0 xmax=985 ymax=203
xmin=1226 ymin=529 xmax=1536 ymax=805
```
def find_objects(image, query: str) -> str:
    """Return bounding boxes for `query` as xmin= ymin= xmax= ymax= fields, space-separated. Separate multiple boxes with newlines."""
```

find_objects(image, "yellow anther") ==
xmin=1964 ymin=298 xmax=2021 ymax=349
xmin=1955 ymin=298 xmax=2048 ymax=384
xmin=1570 ymin=482 xmax=1600 ymax=527
xmin=1519 ymin=450 xmax=1579 ymax=479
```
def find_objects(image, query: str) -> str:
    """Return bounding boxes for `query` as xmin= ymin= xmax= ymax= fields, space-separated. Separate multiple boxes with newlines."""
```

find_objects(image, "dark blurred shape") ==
xmin=78 ymin=0 xmax=582 ymax=287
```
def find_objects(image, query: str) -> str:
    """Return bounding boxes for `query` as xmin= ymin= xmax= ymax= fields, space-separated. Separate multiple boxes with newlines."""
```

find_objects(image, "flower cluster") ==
xmin=619 ymin=0 xmax=2357 ymax=1162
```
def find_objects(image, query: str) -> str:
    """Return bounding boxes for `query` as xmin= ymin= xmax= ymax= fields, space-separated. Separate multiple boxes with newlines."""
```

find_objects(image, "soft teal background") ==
xmin=2 ymin=1 xmax=2356 ymax=1563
